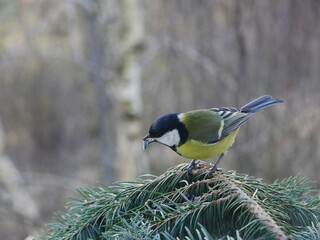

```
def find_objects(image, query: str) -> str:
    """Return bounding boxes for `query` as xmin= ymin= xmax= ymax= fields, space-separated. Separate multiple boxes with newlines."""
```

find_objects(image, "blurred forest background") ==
xmin=0 ymin=0 xmax=320 ymax=239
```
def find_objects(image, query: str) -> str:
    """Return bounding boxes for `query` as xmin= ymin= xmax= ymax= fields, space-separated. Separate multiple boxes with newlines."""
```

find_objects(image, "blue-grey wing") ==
xmin=210 ymin=107 xmax=250 ymax=141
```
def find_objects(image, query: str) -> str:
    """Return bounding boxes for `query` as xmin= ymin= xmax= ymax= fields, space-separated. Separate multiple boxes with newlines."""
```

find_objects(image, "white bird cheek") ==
xmin=156 ymin=129 xmax=180 ymax=147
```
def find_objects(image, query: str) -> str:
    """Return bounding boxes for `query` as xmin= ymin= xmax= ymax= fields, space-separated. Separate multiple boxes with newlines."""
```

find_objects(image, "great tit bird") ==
xmin=143 ymin=95 xmax=283 ymax=177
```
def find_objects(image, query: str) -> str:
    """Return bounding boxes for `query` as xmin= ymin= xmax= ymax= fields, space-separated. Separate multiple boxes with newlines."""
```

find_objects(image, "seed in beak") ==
xmin=142 ymin=135 xmax=154 ymax=150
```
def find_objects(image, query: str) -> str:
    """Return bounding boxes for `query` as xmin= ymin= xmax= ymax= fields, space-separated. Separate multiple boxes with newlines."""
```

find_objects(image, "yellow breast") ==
xmin=176 ymin=128 xmax=239 ymax=159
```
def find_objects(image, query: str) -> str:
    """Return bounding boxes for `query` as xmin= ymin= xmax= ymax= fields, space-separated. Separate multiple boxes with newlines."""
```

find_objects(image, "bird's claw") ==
xmin=185 ymin=159 xmax=199 ymax=177
xmin=204 ymin=165 xmax=222 ymax=179
xmin=184 ymin=192 xmax=195 ymax=202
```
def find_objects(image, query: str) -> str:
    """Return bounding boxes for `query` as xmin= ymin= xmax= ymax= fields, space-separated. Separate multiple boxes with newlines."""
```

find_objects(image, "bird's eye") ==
xmin=149 ymin=125 xmax=161 ymax=137
xmin=149 ymin=131 xmax=160 ymax=138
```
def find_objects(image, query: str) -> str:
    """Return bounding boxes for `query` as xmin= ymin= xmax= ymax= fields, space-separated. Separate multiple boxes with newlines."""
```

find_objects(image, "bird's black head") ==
xmin=143 ymin=113 xmax=188 ymax=150
xmin=149 ymin=113 xmax=179 ymax=138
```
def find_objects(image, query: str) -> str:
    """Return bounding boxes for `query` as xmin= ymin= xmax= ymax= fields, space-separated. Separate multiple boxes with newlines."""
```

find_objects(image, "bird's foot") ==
xmin=204 ymin=165 xmax=222 ymax=179
xmin=184 ymin=159 xmax=199 ymax=177
xmin=184 ymin=192 xmax=195 ymax=202
xmin=204 ymin=152 xmax=225 ymax=179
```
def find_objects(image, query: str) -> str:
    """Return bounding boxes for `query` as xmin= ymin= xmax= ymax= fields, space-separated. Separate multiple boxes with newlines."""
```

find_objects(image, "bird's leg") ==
xmin=185 ymin=159 xmax=199 ymax=177
xmin=204 ymin=152 xmax=226 ymax=178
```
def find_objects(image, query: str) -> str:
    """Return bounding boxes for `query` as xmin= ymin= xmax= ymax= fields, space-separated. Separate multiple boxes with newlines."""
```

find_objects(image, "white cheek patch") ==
xmin=156 ymin=129 xmax=180 ymax=147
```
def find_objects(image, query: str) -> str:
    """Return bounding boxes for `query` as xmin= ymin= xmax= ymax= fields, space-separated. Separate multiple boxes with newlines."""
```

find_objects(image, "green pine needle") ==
xmin=45 ymin=162 xmax=320 ymax=240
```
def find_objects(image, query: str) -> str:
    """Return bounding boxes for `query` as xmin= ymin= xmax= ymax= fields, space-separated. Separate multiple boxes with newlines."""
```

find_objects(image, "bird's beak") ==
xmin=143 ymin=135 xmax=154 ymax=150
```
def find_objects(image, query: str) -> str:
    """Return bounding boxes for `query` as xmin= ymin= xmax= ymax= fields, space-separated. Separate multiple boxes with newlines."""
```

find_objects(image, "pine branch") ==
xmin=45 ymin=161 xmax=320 ymax=240
xmin=215 ymin=174 xmax=287 ymax=239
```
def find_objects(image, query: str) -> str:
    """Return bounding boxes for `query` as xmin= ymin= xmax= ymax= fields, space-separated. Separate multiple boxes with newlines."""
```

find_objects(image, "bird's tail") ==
xmin=240 ymin=95 xmax=283 ymax=113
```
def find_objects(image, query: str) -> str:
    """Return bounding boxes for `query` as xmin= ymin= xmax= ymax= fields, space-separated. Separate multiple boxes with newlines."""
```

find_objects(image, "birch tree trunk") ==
xmin=0 ymin=117 xmax=40 ymax=235
xmin=115 ymin=0 xmax=149 ymax=180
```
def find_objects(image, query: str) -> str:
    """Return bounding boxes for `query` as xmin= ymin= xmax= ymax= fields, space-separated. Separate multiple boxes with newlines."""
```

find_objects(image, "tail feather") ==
xmin=218 ymin=95 xmax=283 ymax=139
xmin=240 ymin=95 xmax=283 ymax=113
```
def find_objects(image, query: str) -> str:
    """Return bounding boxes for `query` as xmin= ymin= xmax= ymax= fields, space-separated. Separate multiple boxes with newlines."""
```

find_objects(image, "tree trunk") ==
xmin=0 ymin=117 xmax=40 ymax=235
xmin=84 ymin=6 xmax=116 ymax=184
xmin=116 ymin=0 xmax=149 ymax=180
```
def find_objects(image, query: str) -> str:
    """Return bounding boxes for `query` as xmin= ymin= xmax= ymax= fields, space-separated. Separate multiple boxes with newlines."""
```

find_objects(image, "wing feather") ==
xmin=211 ymin=108 xmax=249 ymax=141
xmin=181 ymin=108 xmax=249 ymax=145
